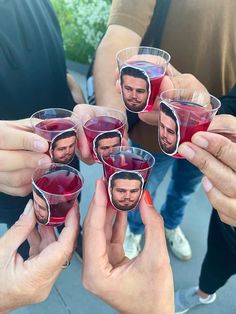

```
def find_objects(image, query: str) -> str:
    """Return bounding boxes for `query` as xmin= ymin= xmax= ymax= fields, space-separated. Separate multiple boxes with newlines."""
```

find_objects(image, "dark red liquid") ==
xmin=128 ymin=60 xmax=165 ymax=111
xmin=36 ymin=169 xmax=82 ymax=226
xmin=84 ymin=116 xmax=125 ymax=159
xmin=103 ymin=151 xmax=151 ymax=184
xmin=171 ymin=101 xmax=212 ymax=158
xmin=35 ymin=119 xmax=76 ymax=142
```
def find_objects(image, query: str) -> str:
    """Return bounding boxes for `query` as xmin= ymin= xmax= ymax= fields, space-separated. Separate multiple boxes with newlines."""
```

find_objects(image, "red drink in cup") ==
xmin=116 ymin=46 xmax=170 ymax=113
xmin=82 ymin=106 xmax=127 ymax=162
xmin=127 ymin=60 xmax=165 ymax=112
xmin=101 ymin=146 xmax=155 ymax=212
xmin=32 ymin=163 xmax=83 ymax=226
xmin=31 ymin=108 xmax=80 ymax=164
xmin=158 ymin=89 xmax=221 ymax=158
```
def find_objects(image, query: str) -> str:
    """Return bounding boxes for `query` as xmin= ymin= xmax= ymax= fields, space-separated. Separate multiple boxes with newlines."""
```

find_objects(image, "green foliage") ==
xmin=51 ymin=0 xmax=111 ymax=64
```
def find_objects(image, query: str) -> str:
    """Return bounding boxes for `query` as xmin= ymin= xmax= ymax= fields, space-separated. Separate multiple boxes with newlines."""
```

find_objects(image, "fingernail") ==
xmin=192 ymin=135 xmax=209 ymax=148
xmin=202 ymin=176 xmax=213 ymax=192
xmin=34 ymin=139 xmax=48 ymax=152
xmin=144 ymin=190 xmax=153 ymax=206
xmin=38 ymin=156 xmax=51 ymax=167
xmin=178 ymin=144 xmax=195 ymax=160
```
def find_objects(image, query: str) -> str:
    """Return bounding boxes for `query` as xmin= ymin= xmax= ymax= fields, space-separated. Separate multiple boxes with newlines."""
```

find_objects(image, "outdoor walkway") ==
xmin=4 ymin=68 xmax=236 ymax=314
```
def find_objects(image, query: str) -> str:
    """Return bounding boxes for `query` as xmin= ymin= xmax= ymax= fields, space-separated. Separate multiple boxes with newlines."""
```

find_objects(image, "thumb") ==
xmin=1 ymin=200 xmax=36 ymax=255
xmin=139 ymin=191 xmax=169 ymax=265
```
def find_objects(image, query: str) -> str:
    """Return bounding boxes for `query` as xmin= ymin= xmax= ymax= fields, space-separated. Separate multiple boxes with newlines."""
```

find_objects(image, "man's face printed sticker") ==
xmin=120 ymin=65 xmax=151 ymax=113
xmin=93 ymin=130 xmax=122 ymax=162
xmin=32 ymin=182 xmax=50 ymax=225
xmin=49 ymin=129 xmax=77 ymax=164
xmin=108 ymin=170 xmax=144 ymax=211
xmin=158 ymin=101 xmax=180 ymax=156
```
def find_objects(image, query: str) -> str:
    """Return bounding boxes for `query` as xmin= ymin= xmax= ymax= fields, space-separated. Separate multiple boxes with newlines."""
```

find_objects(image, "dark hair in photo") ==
xmin=120 ymin=65 xmax=149 ymax=91
xmin=110 ymin=171 xmax=143 ymax=188
xmin=94 ymin=131 xmax=121 ymax=149
xmin=52 ymin=129 xmax=76 ymax=150
xmin=161 ymin=102 xmax=178 ymax=128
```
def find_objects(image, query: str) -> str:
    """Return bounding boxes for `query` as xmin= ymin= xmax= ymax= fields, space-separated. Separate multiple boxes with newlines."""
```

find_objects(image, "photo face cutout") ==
xmin=120 ymin=65 xmax=151 ymax=113
xmin=108 ymin=171 xmax=144 ymax=211
xmin=158 ymin=101 xmax=180 ymax=156
xmin=32 ymin=183 xmax=50 ymax=225
xmin=49 ymin=129 xmax=76 ymax=164
xmin=93 ymin=130 xmax=122 ymax=162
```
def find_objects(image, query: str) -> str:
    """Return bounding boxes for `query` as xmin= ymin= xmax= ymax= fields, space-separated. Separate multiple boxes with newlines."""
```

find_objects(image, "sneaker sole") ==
xmin=169 ymin=246 xmax=192 ymax=261
xmin=175 ymin=309 xmax=189 ymax=314
xmin=175 ymin=292 xmax=216 ymax=314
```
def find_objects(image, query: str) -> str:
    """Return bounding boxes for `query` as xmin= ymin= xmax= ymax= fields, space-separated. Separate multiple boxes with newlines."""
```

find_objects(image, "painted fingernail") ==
xmin=34 ymin=139 xmax=48 ymax=152
xmin=178 ymin=144 xmax=195 ymax=160
xmin=192 ymin=135 xmax=209 ymax=148
xmin=144 ymin=190 xmax=153 ymax=206
xmin=202 ymin=176 xmax=213 ymax=192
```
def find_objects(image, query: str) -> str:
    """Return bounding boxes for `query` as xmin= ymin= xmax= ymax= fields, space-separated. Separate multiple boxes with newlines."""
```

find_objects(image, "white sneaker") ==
xmin=165 ymin=227 xmax=192 ymax=261
xmin=123 ymin=226 xmax=142 ymax=259
xmin=175 ymin=286 xmax=216 ymax=313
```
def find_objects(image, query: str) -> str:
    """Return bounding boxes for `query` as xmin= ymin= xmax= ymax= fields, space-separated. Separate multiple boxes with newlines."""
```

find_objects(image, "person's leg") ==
xmin=161 ymin=158 xmax=203 ymax=260
xmin=199 ymin=210 xmax=236 ymax=294
xmin=128 ymin=150 xmax=174 ymax=235
xmin=175 ymin=210 xmax=236 ymax=313
xmin=124 ymin=149 xmax=173 ymax=259
xmin=161 ymin=158 xmax=203 ymax=229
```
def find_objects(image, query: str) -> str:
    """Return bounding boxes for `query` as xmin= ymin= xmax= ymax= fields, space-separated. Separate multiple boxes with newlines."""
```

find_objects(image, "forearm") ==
xmin=94 ymin=25 xmax=141 ymax=111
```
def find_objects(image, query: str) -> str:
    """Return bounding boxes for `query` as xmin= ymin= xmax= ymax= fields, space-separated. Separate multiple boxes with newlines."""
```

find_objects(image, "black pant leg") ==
xmin=199 ymin=210 xmax=236 ymax=294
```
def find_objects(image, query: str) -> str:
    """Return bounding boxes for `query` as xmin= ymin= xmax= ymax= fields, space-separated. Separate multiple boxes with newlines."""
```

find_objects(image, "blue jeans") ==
xmin=128 ymin=145 xmax=203 ymax=234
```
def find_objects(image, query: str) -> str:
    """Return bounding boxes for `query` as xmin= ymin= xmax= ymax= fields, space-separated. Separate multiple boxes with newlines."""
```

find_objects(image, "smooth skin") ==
xmin=178 ymin=114 xmax=236 ymax=226
xmin=0 ymin=120 xmax=50 ymax=196
xmin=0 ymin=200 xmax=79 ymax=313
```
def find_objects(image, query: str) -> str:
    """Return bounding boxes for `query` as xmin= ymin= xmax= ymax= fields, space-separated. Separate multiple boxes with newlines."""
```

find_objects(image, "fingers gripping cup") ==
xmin=81 ymin=106 xmax=127 ymax=162
xmin=32 ymin=163 xmax=83 ymax=226
xmin=101 ymin=146 xmax=155 ymax=211
xmin=30 ymin=108 xmax=80 ymax=164
xmin=158 ymin=89 xmax=221 ymax=158
xmin=116 ymin=46 xmax=171 ymax=113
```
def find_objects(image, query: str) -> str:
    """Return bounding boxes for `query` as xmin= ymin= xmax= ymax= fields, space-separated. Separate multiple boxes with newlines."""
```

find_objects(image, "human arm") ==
xmin=67 ymin=73 xmax=85 ymax=104
xmin=94 ymin=0 xmax=156 ymax=109
xmin=82 ymin=179 xmax=174 ymax=314
xmin=0 ymin=120 xmax=51 ymax=196
xmin=94 ymin=24 xmax=141 ymax=111
xmin=0 ymin=200 xmax=79 ymax=313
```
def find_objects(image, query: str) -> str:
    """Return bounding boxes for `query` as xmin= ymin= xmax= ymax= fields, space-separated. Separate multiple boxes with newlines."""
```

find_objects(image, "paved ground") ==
xmin=2 ymin=68 xmax=235 ymax=314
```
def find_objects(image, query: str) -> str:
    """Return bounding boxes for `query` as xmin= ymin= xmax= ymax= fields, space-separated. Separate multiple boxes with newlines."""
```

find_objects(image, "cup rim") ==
xmin=160 ymin=89 xmax=221 ymax=111
xmin=32 ymin=162 xmax=84 ymax=197
xmin=82 ymin=106 xmax=127 ymax=132
xmin=116 ymin=46 xmax=171 ymax=64
xmin=30 ymin=107 xmax=81 ymax=132
xmin=101 ymin=146 xmax=155 ymax=172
